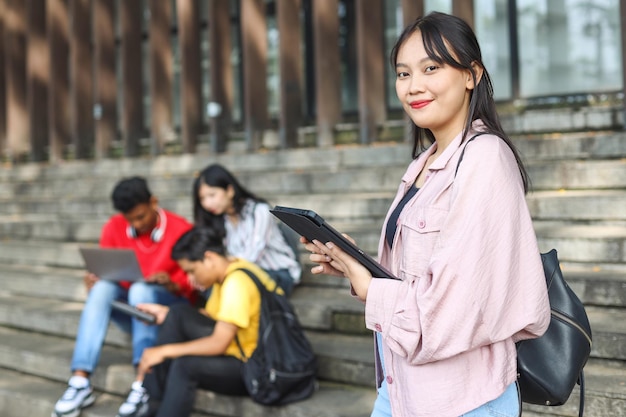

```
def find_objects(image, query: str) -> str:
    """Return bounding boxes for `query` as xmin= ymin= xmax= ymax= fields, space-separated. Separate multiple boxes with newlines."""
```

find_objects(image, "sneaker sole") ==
xmin=51 ymin=392 xmax=96 ymax=417
xmin=115 ymin=401 xmax=148 ymax=417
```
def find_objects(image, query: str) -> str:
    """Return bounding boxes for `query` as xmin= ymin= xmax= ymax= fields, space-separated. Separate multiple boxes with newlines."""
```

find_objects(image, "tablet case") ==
xmin=270 ymin=206 xmax=397 ymax=280
xmin=79 ymin=247 xmax=144 ymax=281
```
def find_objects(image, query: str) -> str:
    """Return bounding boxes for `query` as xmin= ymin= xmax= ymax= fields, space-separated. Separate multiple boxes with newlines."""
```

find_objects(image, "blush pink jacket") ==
xmin=365 ymin=123 xmax=551 ymax=417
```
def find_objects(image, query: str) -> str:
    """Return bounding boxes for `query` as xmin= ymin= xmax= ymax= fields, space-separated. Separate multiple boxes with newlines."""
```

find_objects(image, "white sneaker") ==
xmin=52 ymin=376 xmax=96 ymax=417
xmin=116 ymin=381 xmax=149 ymax=417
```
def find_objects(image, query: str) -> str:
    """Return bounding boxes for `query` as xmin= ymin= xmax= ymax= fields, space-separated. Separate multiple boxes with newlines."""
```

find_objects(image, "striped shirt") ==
xmin=224 ymin=199 xmax=301 ymax=283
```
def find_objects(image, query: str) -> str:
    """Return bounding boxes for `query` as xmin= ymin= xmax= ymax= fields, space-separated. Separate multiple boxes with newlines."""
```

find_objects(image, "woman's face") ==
xmin=395 ymin=31 xmax=475 ymax=142
xmin=198 ymin=183 xmax=234 ymax=216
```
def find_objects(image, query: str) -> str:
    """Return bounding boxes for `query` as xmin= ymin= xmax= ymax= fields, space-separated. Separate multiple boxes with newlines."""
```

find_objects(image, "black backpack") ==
xmin=516 ymin=249 xmax=592 ymax=417
xmin=235 ymin=268 xmax=317 ymax=405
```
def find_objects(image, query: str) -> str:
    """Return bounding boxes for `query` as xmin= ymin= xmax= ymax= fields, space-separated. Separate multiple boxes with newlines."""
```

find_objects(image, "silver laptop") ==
xmin=79 ymin=247 xmax=144 ymax=281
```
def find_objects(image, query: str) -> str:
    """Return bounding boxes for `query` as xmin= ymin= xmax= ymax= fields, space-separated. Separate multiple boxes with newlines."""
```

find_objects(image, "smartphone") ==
xmin=111 ymin=300 xmax=157 ymax=324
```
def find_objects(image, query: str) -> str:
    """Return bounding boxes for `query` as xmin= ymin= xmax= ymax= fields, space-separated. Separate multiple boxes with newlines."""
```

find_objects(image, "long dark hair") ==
xmin=192 ymin=164 xmax=267 ymax=234
xmin=390 ymin=12 xmax=530 ymax=192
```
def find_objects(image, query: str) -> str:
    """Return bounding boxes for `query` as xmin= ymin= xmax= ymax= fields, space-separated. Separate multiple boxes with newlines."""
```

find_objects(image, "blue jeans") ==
xmin=371 ymin=333 xmax=520 ymax=417
xmin=70 ymin=280 xmax=187 ymax=373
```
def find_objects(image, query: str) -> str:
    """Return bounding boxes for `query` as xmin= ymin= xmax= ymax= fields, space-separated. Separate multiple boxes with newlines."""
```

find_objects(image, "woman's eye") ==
xmin=425 ymin=65 xmax=438 ymax=73
xmin=396 ymin=71 xmax=409 ymax=79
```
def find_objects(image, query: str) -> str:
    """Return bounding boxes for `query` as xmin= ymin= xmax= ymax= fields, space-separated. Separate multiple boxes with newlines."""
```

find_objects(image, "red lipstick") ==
xmin=410 ymin=100 xmax=432 ymax=109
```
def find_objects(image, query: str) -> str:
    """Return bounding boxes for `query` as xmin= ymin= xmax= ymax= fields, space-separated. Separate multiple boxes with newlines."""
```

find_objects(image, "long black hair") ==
xmin=390 ymin=12 xmax=530 ymax=192
xmin=192 ymin=164 xmax=267 ymax=235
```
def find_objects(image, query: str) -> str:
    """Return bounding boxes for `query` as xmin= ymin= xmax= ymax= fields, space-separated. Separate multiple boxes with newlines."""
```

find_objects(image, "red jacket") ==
xmin=99 ymin=209 xmax=195 ymax=302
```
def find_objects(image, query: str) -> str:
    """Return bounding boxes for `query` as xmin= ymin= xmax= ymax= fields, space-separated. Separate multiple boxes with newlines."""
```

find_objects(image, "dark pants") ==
xmin=143 ymin=304 xmax=247 ymax=417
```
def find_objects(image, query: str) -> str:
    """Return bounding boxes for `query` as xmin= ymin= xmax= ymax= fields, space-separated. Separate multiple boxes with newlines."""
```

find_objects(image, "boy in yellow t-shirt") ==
xmin=133 ymin=226 xmax=281 ymax=417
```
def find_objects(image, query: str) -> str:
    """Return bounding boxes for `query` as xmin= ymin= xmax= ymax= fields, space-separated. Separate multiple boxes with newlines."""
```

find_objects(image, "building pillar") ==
xmin=312 ymin=0 xmax=341 ymax=147
xmin=277 ymin=0 xmax=302 ymax=148
xmin=27 ymin=0 xmax=48 ymax=162
xmin=121 ymin=1 xmax=144 ymax=156
xmin=207 ymin=0 xmax=232 ymax=153
xmin=177 ymin=0 xmax=201 ymax=153
xmin=621 ymin=0 xmax=626 ymax=128
xmin=93 ymin=0 xmax=116 ymax=159
xmin=452 ymin=0 xmax=474 ymax=28
xmin=149 ymin=0 xmax=174 ymax=155
xmin=401 ymin=0 xmax=424 ymax=26
xmin=69 ymin=0 xmax=93 ymax=159
xmin=47 ymin=0 xmax=69 ymax=162
xmin=355 ymin=0 xmax=385 ymax=144
xmin=240 ymin=0 xmax=267 ymax=151
xmin=0 ymin=0 xmax=7 ymax=157
xmin=4 ymin=0 xmax=29 ymax=159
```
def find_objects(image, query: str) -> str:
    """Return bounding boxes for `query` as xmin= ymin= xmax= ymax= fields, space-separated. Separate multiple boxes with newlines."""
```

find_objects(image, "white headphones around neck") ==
xmin=126 ymin=208 xmax=167 ymax=243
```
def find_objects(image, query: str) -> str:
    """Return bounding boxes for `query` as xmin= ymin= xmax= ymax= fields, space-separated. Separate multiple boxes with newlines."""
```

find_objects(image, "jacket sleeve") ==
xmin=366 ymin=136 xmax=550 ymax=365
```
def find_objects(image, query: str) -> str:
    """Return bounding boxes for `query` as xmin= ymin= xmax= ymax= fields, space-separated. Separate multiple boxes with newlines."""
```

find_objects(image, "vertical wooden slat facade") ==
xmin=208 ymin=0 xmax=232 ymax=153
xmin=69 ymin=0 xmax=93 ymax=159
xmin=120 ymin=1 xmax=143 ymax=156
xmin=0 ymin=2 xmax=621 ymax=163
xmin=355 ymin=0 xmax=386 ymax=144
xmin=93 ymin=0 xmax=116 ymax=159
xmin=0 ymin=0 xmax=4 ymax=154
xmin=241 ymin=0 xmax=267 ymax=151
xmin=452 ymin=0 xmax=475 ymax=28
xmin=312 ymin=0 xmax=341 ymax=147
xmin=47 ymin=0 xmax=69 ymax=162
xmin=402 ymin=0 xmax=424 ymax=25
xmin=619 ymin=0 xmax=626 ymax=130
xmin=177 ymin=0 xmax=201 ymax=153
xmin=27 ymin=0 xmax=47 ymax=162
xmin=277 ymin=0 xmax=302 ymax=148
xmin=5 ymin=0 xmax=29 ymax=158
xmin=149 ymin=0 xmax=173 ymax=155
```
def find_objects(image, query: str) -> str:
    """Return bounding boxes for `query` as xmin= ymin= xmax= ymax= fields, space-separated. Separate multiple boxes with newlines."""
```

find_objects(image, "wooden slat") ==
xmin=120 ymin=0 xmax=143 ymax=156
xmin=47 ymin=0 xmax=69 ymax=162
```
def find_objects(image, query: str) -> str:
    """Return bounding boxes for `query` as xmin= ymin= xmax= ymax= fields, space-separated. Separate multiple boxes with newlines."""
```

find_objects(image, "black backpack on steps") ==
xmin=235 ymin=268 xmax=317 ymax=406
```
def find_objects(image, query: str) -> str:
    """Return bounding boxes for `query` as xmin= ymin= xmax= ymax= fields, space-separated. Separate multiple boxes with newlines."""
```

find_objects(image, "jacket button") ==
xmin=375 ymin=324 xmax=382 ymax=332
xmin=386 ymin=375 xmax=393 ymax=384
xmin=418 ymin=220 xmax=425 ymax=229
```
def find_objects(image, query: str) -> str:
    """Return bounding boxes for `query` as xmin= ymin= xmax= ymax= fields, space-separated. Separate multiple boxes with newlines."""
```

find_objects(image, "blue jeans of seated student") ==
xmin=70 ymin=279 xmax=187 ymax=373
xmin=370 ymin=333 xmax=520 ymax=417
xmin=267 ymin=268 xmax=294 ymax=296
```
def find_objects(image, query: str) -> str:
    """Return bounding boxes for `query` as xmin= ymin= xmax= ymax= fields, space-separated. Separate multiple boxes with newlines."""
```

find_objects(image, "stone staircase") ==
xmin=0 ymin=131 xmax=624 ymax=416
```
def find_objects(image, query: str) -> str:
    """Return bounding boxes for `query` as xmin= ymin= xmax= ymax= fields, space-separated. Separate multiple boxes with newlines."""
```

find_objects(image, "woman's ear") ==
xmin=466 ymin=61 xmax=484 ymax=90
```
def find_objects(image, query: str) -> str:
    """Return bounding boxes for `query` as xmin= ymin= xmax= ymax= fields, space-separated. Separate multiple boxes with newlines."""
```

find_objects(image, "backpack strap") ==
xmin=454 ymin=132 xmax=487 ymax=177
xmin=233 ymin=267 xmax=278 ymax=360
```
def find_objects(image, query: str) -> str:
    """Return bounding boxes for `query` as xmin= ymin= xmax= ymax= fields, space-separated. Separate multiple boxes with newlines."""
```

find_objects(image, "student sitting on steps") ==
xmin=52 ymin=177 xmax=196 ymax=417
xmin=125 ymin=226 xmax=283 ymax=417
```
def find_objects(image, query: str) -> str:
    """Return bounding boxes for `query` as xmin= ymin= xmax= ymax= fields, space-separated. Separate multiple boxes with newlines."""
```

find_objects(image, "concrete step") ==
xmin=521 ymin=359 xmax=626 ymax=417
xmin=1 ymin=221 xmax=624 ymax=273
xmin=0 ymin=292 xmax=374 ymax=387
xmin=0 ymin=286 xmax=623 ymax=369
xmin=535 ymin=224 xmax=626 ymax=264
xmin=0 ymin=326 xmax=623 ymax=417
xmin=526 ymin=159 xmax=626 ymax=191
xmin=512 ymin=130 xmax=626 ymax=161
xmin=2 ymin=158 xmax=625 ymax=207
xmin=0 ymin=366 xmax=375 ymax=417
xmin=527 ymin=189 xmax=626 ymax=222
xmin=0 ymin=320 xmax=374 ymax=391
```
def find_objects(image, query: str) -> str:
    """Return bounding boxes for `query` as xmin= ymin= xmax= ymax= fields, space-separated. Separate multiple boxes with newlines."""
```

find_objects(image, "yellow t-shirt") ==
xmin=204 ymin=258 xmax=283 ymax=360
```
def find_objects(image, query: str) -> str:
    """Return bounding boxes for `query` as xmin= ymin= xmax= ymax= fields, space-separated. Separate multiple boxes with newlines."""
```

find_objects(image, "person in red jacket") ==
xmin=52 ymin=177 xmax=195 ymax=417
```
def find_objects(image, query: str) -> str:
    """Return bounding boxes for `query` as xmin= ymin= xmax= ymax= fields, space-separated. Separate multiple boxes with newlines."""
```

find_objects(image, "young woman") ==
xmin=304 ymin=12 xmax=550 ymax=417
xmin=192 ymin=164 xmax=301 ymax=295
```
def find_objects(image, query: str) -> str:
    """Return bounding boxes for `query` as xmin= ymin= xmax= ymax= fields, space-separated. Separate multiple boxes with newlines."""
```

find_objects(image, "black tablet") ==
xmin=270 ymin=206 xmax=397 ymax=280
xmin=111 ymin=300 xmax=157 ymax=324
